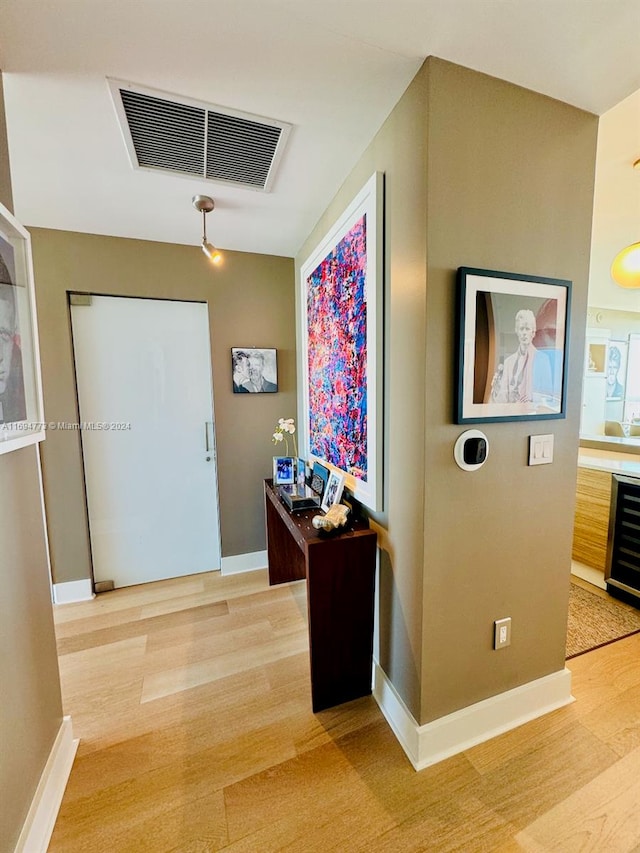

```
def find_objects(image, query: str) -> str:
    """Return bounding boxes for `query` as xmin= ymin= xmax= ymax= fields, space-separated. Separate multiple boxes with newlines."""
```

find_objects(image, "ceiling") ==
xmin=1 ymin=0 xmax=639 ymax=259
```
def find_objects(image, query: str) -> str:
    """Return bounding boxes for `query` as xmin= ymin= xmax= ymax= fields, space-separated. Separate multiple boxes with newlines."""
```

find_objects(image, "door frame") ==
xmin=68 ymin=291 xmax=222 ymax=590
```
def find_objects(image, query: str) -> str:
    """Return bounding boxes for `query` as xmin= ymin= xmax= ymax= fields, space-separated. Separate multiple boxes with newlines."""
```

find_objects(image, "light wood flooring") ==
xmin=50 ymin=569 xmax=640 ymax=852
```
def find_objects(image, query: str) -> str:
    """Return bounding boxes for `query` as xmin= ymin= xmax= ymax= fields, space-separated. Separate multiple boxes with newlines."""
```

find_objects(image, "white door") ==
xmin=71 ymin=295 xmax=221 ymax=588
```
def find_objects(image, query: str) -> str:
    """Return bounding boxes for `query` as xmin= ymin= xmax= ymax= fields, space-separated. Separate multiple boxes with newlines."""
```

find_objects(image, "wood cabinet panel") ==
xmin=571 ymin=467 xmax=612 ymax=571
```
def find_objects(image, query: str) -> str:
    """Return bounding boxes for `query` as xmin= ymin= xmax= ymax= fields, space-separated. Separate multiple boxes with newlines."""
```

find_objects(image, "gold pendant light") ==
xmin=611 ymin=241 xmax=640 ymax=289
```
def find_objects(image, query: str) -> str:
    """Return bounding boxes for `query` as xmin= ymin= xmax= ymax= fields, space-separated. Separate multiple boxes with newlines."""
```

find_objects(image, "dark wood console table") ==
xmin=264 ymin=479 xmax=377 ymax=712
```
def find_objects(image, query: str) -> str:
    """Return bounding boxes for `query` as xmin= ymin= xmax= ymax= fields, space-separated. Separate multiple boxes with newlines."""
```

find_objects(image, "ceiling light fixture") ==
xmin=611 ymin=241 xmax=640 ymax=289
xmin=610 ymin=158 xmax=640 ymax=289
xmin=192 ymin=195 xmax=222 ymax=265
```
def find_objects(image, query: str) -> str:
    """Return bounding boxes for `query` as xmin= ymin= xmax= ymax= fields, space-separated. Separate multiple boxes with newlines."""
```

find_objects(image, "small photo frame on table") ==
xmin=310 ymin=460 xmax=329 ymax=497
xmin=456 ymin=267 xmax=571 ymax=424
xmin=296 ymin=458 xmax=306 ymax=488
xmin=321 ymin=471 xmax=345 ymax=513
xmin=273 ymin=456 xmax=295 ymax=485
xmin=231 ymin=347 xmax=278 ymax=393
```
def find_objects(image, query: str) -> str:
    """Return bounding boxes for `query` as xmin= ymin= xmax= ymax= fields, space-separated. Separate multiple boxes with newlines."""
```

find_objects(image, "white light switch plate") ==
xmin=529 ymin=434 xmax=554 ymax=465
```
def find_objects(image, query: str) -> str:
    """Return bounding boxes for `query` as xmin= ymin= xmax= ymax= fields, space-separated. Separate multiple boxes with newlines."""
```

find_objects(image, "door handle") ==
xmin=204 ymin=421 xmax=215 ymax=457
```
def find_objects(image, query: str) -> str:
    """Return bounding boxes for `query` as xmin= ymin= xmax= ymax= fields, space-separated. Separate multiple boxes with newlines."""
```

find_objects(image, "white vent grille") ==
xmin=109 ymin=80 xmax=291 ymax=192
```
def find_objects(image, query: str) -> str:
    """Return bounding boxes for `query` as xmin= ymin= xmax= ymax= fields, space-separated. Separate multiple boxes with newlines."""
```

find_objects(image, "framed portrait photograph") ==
xmin=299 ymin=171 xmax=384 ymax=511
xmin=605 ymin=341 xmax=627 ymax=400
xmin=321 ymin=470 xmax=345 ymax=513
xmin=231 ymin=347 xmax=278 ymax=393
xmin=456 ymin=267 xmax=571 ymax=424
xmin=273 ymin=455 xmax=295 ymax=485
xmin=0 ymin=202 xmax=45 ymax=454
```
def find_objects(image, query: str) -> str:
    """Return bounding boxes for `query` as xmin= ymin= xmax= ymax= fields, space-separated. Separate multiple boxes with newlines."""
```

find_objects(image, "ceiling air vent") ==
xmin=108 ymin=79 xmax=291 ymax=192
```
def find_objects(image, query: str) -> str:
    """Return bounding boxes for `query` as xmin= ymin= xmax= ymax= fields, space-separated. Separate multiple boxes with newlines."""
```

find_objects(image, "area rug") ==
xmin=566 ymin=582 xmax=640 ymax=659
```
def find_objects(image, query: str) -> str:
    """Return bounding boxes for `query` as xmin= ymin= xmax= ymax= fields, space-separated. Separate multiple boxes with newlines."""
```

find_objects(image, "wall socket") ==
xmin=494 ymin=617 xmax=512 ymax=649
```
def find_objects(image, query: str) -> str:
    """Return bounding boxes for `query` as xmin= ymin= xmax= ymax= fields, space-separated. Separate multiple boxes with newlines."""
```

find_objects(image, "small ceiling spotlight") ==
xmin=192 ymin=195 xmax=222 ymax=265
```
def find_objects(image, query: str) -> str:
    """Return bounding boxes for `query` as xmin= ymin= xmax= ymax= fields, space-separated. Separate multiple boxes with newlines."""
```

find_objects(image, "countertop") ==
xmin=578 ymin=447 xmax=640 ymax=477
xmin=580 ymin=435 xmax=640 ymax=455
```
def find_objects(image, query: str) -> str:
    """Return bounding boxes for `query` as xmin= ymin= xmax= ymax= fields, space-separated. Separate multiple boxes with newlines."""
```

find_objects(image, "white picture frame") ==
xmin=0 ymin=201 xmax=45 ymax=454
xmin=299 ymin=171 xmax=384 ymax=511
xmin=321 ymin=470 xmax=345 ymax=513
xmin=273 ymin=455 xmax=295 ymax=485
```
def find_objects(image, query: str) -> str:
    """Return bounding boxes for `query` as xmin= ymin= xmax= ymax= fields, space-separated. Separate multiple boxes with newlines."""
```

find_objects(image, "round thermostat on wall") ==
xmin=454 ymin=429 xmax=489 ymax=471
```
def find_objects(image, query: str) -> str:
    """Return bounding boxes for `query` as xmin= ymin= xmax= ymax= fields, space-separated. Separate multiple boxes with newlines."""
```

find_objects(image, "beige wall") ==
xmin=296 ymin=58 xmax=598 ymax=725
xmin=296 ymin=66 xmax=430 ymax=716
xmin=29 ymin=228 xmax=295 ymax=584
xmin=421 ymin=60 xmax=597 ymax=722
xmin=0 ymin=73 xmax=64 ymax=853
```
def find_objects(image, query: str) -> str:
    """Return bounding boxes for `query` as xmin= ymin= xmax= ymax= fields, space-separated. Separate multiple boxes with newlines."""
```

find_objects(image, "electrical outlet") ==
xmin=494 ymin=617 xmax=511 ymax=649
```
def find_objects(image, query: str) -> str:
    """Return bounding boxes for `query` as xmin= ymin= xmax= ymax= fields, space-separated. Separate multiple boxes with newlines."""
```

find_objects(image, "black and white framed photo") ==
xmin=456 ymin=267 xmax=571 ymax=424
xmin=605 ymin=341 xmax=627 ymax=400
xmin=231 ymin=347 xmax=278 ymax=393
xmin=0 ymin=201 xmax=45 ymax=454
xmin=273 ymin=455 xmax=295 ymax=485
xmin=321 ymin=470 xmax=345 ymax=513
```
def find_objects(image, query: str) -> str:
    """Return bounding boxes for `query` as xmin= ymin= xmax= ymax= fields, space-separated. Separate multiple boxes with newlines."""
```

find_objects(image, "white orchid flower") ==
xmin=272 ymin=417 xmax=297 ymax=457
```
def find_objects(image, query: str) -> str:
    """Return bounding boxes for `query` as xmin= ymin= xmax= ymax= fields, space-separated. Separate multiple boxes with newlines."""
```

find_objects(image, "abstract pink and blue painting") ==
xmin=306 ymin=214 xmax=368 ymax=481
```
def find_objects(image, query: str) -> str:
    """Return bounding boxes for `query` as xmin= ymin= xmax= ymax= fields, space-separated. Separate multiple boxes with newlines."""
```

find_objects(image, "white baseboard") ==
xmin=220 ymin=550 xmax=267 ymax=576
xmin=373 ymin=661 xmax=574 ymax=771
xmin=571 ymin=561 xmax=607 ymax=590
xmin=52 ymin=579 xmax=95 ymax=604
xmin=14 ymin=716 xmax=79 ymax=853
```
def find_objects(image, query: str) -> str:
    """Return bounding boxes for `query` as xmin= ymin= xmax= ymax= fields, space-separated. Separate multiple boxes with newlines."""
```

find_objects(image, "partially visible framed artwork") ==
xmin=586 ymin=341 xmax=607 ymax=376
xmin=231 ymin=347 xmax=278 ymax=393
xmin=456 ymin=267 xmax=571 ymax=424
xmin=300 ymin=172 xmax=384 ymax=511
xmin=0 ymin=202 xmax=45 ymax=454
xmin=321 ymin=470 xmax=345 ymax=513
xmin=273 ymin=456 xmax=295 ymax=485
